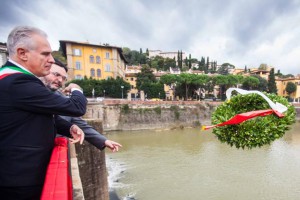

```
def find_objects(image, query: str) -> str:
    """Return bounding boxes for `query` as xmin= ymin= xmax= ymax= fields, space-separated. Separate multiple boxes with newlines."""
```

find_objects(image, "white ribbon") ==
xmin=225 ymin=88 xmax=287 ymax=114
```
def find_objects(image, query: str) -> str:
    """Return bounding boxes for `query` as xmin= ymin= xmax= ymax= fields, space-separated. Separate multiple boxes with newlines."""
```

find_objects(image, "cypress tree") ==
xmin=177 ymin=50 xmax=180 ymax=67
xmin=188 ymin=54 xmax=192 ymax=69
xmin=267 ymin=68 xmax=277 ymax=94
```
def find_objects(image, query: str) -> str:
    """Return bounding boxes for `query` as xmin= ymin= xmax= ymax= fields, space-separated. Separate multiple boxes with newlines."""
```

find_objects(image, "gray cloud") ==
xmin=1 ymin=0 xmax=300 ymax=75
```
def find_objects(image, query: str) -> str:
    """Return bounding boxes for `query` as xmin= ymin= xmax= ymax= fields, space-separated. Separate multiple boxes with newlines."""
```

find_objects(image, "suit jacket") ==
xmin=60 ymin=116 xmax=107 ymax=150
xmin=0 ymin=61 xmax=87 ymax=187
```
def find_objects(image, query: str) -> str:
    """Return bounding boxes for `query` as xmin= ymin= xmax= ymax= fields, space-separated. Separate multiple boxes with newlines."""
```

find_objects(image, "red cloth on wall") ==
xmin=41 ymin=137 xmax=72 ymax=200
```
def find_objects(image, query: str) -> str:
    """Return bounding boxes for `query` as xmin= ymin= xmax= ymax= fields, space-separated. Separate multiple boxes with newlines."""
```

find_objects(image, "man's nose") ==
xmin=49 ymin=54 xmax=55 ymax=64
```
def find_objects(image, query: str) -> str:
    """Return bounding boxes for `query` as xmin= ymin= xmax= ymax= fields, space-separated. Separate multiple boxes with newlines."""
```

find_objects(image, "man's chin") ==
xmin=50 ymin=85 xmax=60 ymax=91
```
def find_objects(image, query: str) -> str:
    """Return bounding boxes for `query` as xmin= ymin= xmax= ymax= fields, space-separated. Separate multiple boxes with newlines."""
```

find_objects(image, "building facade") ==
xmin=59 ymin=40 xmax=127 ymax=80
xmin=276 ymin=76 xmax=300 ymax=102
xmin=0 ymin=43 xmax=8 ymax=66
xmin=148 ymin=50 xmax=186 ymax=63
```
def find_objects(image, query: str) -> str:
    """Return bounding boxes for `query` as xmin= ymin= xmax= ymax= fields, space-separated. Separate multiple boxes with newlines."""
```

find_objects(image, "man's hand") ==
xmin=69 ymin=124 xmax=85 ymax=144
xmin=104 ymin=140 xmax=122 ymax=152
xmin=63 ymin=83 xmax=83 ymax=94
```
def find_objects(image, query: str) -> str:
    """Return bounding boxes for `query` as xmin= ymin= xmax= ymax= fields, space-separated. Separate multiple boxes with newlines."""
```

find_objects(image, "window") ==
xmin=97 ymin=69 xmax=101 ymax=77
xmin=73 ymin=49 xmax=81 ymax=56
xmin=93 ymin=49 xmax=96 ymax=53
xmin=131 ymin=78 xmax=134 ymax=81
xmin=105 ymin=52 xmax=110 ymax=59
xmin=75 ymin=75 xmax=82 ymax=80
xmin=96 ymin=56 xmax=101 ymax=64
xmin=105 ymin=64 xmax=111 ymax=72
xmin=75 ymin=61 xmax=81 ymax=70
xmin=89 ymin=55 xmax=94 ymax=63
xmin=90 ymin=68 xmax=95 ymax=77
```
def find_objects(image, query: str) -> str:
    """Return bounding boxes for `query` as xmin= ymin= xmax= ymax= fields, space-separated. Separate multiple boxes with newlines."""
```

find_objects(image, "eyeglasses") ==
xmin=51 ymin=72 xmax=67 ymax=81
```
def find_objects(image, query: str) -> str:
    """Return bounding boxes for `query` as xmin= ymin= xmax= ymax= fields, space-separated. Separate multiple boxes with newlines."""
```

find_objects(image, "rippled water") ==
xmin=106 ymin=122 xmax=300 ymax=200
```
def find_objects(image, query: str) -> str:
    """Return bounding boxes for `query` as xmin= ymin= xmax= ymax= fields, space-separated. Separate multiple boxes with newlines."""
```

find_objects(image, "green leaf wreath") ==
xmin=211 ymin=93 xmax=296 ymax=149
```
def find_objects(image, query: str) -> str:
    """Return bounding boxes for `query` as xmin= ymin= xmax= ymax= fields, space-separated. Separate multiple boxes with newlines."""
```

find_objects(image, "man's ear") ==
xmin=17 ymin=48 xmax=28 ymax=61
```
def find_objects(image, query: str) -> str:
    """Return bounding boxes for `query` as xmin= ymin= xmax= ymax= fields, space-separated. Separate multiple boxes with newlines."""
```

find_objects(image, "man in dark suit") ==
xmin=41 ymin=59 xmax=122 ymax=152
xmin=0 ymin=26 xmax=87 ymax=199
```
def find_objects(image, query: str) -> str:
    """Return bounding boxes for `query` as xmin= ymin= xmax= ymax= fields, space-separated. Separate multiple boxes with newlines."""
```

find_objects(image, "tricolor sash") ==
xmin=0 ymin=66 xmax=33 ymax=80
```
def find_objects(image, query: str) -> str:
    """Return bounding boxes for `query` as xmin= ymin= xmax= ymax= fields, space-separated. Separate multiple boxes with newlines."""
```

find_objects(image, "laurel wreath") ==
xmin=211 ymin=93 xmax=296 ymax=149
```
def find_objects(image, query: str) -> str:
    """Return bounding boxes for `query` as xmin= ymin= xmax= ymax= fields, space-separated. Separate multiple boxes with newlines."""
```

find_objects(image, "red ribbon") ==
xmin=203 ymin=109 xmax=284 ymax=130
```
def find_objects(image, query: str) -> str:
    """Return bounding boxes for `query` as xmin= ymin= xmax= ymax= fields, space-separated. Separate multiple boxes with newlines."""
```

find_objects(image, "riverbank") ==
xmin=84 ymin=100 xmax=219 ymax=131
xmin=83 ymin=100 xmax=300 ymax=132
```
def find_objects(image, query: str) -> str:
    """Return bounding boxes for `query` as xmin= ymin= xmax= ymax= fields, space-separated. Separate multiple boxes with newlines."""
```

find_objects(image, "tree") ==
xmin=141 ymin=82 xmax=165 ymax=99
xmin=184 ymin=57 xmax=188 ymax=67
xmin=69 ymin=76 xmax=130 ymax=98
xmin=160 ymin=74 xmax=179 ymax=98
xmin=206 ymin=57 xmax=209 ymax=72
xmin=242 ymin=76 xmax=259 ymax=90
xmin=164 ymin=58 xmax=176 ymax=70
xmin=212 ymin=75 xmax=228 ymax=100
xmin=136 ymin=65 xmax=156 ymax=90
xmin=52 ymin=50 xmax=67 ymax=64
xmin=198 ymin=57 xmax=205 ymax=71
xmin=285 ymin=82 xmax=297 ymax=97
xmin=188 ymin=54 xmax=192 ymax=69
xmin=177 ymin=73 xmax=199 ymax=100
xmin=268 ymin=68 xmax=277 ymax=94
xmin=244 ymin=65 xmax=247 ymax=73
xmin=258 ymin=63 xmax=268 ymax=70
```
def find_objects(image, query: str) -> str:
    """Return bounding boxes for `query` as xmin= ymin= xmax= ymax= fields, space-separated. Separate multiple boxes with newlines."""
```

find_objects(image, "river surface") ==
xmin=106 ymin=121 xmax=300 ymax=200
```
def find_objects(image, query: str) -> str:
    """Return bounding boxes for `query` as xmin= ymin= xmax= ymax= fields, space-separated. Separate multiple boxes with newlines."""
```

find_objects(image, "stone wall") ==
xmin=74 ymin=120 xmax=109 ymax=200
xmin=84 ymin=100 xmax=218 ymax=131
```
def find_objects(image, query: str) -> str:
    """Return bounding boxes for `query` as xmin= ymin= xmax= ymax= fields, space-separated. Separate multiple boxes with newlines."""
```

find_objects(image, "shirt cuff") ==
xmin=71 ymin=88 xmax=83 ymax=93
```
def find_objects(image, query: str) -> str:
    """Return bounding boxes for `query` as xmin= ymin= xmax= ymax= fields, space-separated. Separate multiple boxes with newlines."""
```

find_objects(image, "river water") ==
xmin=106 ymin=121 xmax=300 ymax=200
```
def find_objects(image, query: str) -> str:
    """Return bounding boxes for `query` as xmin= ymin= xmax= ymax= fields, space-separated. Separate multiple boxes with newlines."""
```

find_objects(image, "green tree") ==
xmin=188 ymin=54 xmax=192 ymax=69
xmin=258 ymin=63 xmax=268 ymax=70
xmin=251 ymin=75 xmax=268 ymax=92
xmin=52 ymin=50 xmax=67 ymax=64
xmin=69 ymin=77 xmax=130 ymax=98
xmin=268 ymin=68 xmax=277 ymax=94
xmin=286 ymin=82 xmax=297 ymax=96
xmin=212 ymin=75 xmax=228 ymax=100
xmin=141 ymin=82 xmax=165 ymax=99
xmin=198 ymin=57 xmax=205 ymax=71
xmin=164 ymin=57 xmax=176 ymax=70
xmin=244 ymin=65 xmax=247 ymax=73
xmin=177 ymin=73 xmax=199 ymax=100
xmin=242 ymin=76 xmax=259 ymax=90
xmin=206 ymin=57 xmax=209 ymax=73
xmin=136 ymin=65 xmax=156 ymax=90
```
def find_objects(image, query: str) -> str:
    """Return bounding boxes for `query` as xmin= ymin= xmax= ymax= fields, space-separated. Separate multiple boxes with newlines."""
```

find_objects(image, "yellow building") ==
xmin=59 ymin=40 xmax=127 ymax=80
xmin=276 ymin=76 xmax=300 ymax=102
xmin=125 ymin=66 xmax=142 ymax=98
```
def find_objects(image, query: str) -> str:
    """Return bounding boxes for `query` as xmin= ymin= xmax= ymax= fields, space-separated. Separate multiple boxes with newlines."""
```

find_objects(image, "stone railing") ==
xmin=70 ymin=120 xmax=109 ymax=200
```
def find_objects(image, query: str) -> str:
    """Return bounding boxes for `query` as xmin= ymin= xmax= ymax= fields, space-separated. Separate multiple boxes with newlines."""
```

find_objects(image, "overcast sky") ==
xmin=1 ymin=0 xmax=300 ymax=75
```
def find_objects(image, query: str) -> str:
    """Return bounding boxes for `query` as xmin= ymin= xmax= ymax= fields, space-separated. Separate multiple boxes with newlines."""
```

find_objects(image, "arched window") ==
xmin=97 ymin=69 xmax=101 ymax=77
xmin=89 ymin=55 xmax=94 ymax=63
xmin=105 ymin=64 xmax=110 ymax=72
xmin=96 ymin=56 xmax=101 ymax=64
xmin=90 ymin=68 xmax=95 ymax=77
